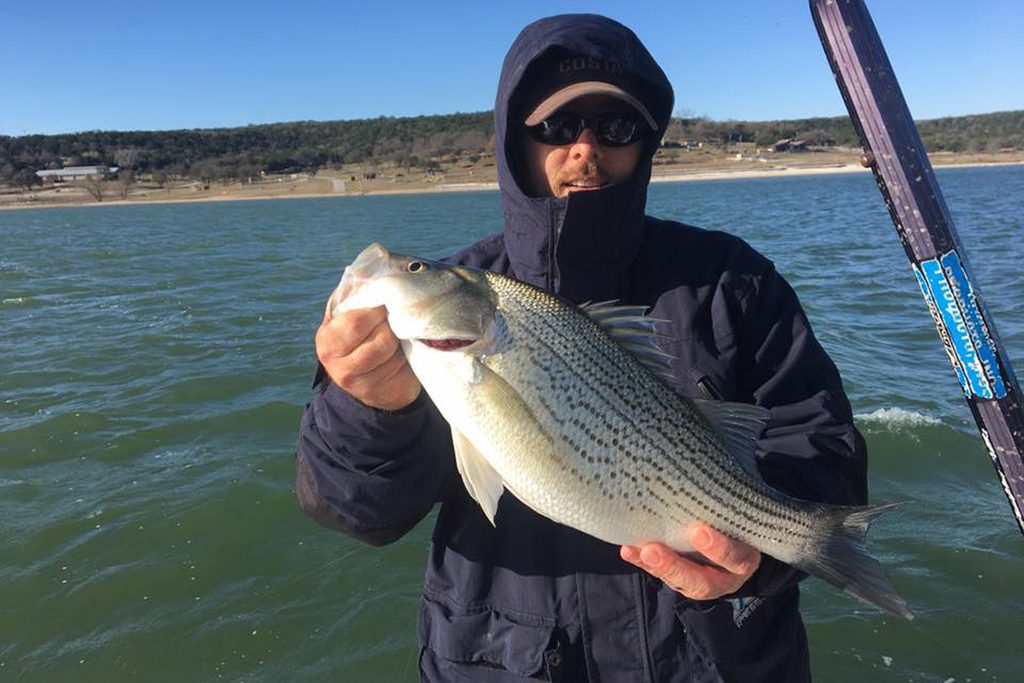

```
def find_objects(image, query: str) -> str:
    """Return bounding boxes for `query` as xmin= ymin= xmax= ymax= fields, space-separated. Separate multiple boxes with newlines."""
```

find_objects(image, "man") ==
xmin=297 ymin=14 xmax=867 ymax=682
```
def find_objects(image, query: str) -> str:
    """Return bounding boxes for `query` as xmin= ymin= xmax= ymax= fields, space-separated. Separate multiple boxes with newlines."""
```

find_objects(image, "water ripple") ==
xmin=1 ymin=168 xmax=1022 ymax=682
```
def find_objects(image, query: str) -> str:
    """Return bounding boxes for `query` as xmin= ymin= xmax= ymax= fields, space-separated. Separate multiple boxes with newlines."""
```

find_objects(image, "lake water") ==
xmin=2 ymin=165 xmax=1023 ymax=682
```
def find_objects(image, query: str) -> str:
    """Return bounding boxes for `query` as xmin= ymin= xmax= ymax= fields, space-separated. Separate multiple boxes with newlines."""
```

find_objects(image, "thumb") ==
xmin=323 ymin=287 xmax=339 ymax=322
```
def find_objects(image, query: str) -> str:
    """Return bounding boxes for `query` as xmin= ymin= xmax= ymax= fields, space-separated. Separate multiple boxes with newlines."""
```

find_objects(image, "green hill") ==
xmin=2 ymin=110 xmax=1020 ymax=187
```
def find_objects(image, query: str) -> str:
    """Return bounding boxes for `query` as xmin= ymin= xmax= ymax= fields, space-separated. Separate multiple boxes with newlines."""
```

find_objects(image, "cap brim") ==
xmin=524 ymin=81 xmax=658 ymax=131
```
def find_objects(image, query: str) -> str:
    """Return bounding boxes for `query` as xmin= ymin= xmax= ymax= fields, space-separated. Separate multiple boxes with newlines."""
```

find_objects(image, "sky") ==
xmin=3 ymin=0 xmax=1022 ymax=136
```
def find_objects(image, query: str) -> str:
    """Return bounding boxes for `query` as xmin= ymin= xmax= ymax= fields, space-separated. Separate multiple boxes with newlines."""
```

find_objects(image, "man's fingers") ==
xmin=622 ymin=543 xmax=715 ymax=597
xmin=318 ymin=306 xmax=390 ymax=357
xmin=343 ymin=320 xmax=402 ymax=372
xmin=321 ymin=319 xmax=402 ymax=394
xmin=351 ymin=346 xmax=409 ymax=391
xmin=635 ymin=544 xmax=715 ymax=597
xmin=620 ymin=546 xmax=640 ymax=563
xmin=688 ymin=524 xmax=761 ymax=577
xmin=343 ymin=347 xmax=421 ymax=409
xmin=323 ymin=291 xmax=335 ymax=321
xmin=620 ymin=529 xmax=761 ymax=600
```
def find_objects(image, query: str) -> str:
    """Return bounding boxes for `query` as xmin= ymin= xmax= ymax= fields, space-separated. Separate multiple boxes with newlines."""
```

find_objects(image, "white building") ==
xmin=35 ymin=166 xmax=120 ymax=181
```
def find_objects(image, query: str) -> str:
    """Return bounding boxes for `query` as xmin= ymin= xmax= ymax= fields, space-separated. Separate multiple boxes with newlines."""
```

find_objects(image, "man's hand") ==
xmin=620 ymin=523 xmax=761 ymax=600
xmin=315 ymin=300 xmax=421 ymax=411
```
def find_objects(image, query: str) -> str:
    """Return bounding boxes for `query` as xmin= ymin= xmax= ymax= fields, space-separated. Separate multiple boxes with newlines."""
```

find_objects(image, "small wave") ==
xmin=855 ymin=407 xmax=942 ymax=428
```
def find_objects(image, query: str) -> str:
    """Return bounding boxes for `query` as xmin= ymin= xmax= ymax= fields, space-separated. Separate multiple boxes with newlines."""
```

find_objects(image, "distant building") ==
xmin=772 ymin=139 xmax=808 ymax=153
xmin=36 ymin=166 xmax=120 ymax=182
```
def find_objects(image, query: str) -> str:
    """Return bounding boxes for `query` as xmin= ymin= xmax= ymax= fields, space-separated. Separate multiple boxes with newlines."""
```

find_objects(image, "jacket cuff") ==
xmin=313 ymin=383 xmax=430 ymax=461
xmin=732 ymin=554 xmax=806 ymax=599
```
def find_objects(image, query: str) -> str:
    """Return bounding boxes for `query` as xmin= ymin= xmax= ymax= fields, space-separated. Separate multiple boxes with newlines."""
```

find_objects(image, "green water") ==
xmin=2 ymin=167 xmax=1023 ymax=681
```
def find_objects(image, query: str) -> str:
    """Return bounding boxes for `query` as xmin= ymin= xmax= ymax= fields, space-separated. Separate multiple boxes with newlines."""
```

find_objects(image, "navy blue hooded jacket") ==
xmin=297 ymin=14 xmax=867 ymax=682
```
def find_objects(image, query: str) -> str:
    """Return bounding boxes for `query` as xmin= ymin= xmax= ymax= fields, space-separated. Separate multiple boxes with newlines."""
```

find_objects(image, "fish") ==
xmin=331 ymin=242 xmax=913 ymax=620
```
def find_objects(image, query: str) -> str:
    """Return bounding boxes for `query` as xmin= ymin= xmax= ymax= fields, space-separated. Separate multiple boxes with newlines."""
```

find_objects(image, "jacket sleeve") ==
xmin=295 ymin=382 xmax=456 ymax=546
xmin=295 ymin=236 xmax=504 ymax=547
xmin=732 ymin=259 xmax=868 ymax=597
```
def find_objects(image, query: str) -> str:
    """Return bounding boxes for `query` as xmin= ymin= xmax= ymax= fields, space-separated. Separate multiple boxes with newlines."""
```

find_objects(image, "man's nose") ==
xmin=570 ymin=127 xmax=601 ymax=160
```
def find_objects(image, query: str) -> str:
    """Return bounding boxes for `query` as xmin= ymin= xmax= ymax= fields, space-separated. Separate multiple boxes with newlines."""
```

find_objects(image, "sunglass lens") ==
xmin=597 ymin=114 xmax=641 ymax=146
xmin=534 ymin=113 xmax=581 ymax=145
xmin=527 ymin=112 xmax=643 ymax=146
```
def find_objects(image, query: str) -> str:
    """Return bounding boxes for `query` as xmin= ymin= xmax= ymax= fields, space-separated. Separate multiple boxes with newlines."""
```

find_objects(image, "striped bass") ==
xmin=332 ymin=242 xmax=913 ymax=619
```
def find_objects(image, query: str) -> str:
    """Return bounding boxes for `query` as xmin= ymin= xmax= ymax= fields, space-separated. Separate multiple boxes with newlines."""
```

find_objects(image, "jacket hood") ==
xmin=494 ymin=14 xmax=674 ymax=302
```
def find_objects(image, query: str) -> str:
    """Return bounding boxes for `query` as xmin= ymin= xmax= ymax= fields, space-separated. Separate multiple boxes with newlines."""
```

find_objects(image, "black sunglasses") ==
xmin=526 ymin=111 xmax=645 ymax=147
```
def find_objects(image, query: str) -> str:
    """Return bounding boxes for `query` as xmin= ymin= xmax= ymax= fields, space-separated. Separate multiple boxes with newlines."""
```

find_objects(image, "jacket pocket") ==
xmin=419 ymin=591 xmax=558 ymax=680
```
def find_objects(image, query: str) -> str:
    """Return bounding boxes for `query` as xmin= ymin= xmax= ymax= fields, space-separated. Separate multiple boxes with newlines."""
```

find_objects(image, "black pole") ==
xmin=810 ymin=0 xmax=1024 ymax=536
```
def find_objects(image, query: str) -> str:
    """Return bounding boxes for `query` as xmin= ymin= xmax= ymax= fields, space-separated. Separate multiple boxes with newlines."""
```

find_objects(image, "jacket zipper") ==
xmin=548 ymin=201 xmax=565 ymax=292
xmin=696 ymin=375 xmax=724 ymax=401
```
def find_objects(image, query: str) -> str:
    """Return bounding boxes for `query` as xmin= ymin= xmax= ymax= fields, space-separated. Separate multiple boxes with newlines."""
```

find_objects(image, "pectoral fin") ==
xmin=451 ymin=427 xmax=504 ymax=526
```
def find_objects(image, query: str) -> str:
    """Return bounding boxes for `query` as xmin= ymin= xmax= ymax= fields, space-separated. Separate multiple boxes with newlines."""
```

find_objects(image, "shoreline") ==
xmin=2 ymin=159 xmax=1021 ymax=212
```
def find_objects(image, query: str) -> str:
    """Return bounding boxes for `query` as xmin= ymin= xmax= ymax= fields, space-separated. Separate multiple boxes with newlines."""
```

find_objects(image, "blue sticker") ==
xmin=918 ymin=252 xmax=1006 ymax=400
xmin=914 ymin=266 xmax=970 ymax=396
xmin=939 ymin=252 xmax=1006 ymax=399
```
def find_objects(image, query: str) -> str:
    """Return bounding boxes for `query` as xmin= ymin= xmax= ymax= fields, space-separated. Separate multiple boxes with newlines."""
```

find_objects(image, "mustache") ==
xmin=558 ymin=160 xmax=605 ymax=184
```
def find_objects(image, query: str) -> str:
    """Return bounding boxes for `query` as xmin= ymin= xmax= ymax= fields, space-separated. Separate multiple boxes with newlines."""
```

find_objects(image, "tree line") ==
xmin=2 ymin=109 xmax=1020 ymax=190
xmin=664 ymin=110 xmax=1023 ymax=151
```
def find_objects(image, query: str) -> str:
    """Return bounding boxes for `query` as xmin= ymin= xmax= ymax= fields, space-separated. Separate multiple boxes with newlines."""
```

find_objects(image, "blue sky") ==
xmin=3 ymin=0 xmax=1021 ymax=136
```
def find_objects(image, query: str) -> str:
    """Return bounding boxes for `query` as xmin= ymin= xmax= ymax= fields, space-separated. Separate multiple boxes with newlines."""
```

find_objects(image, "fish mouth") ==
xmin=418 ymin=338 xmax=476 ymax=351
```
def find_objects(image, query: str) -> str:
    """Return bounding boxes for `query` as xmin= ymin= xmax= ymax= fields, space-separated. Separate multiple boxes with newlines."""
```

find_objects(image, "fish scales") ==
xmin=333 ymin=243 xmax=913 ymax=618
xmin=483 ymin=274 xmax=817 ymax=551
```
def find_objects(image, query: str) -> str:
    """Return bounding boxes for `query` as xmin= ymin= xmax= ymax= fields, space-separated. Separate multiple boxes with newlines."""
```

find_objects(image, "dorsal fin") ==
xmin=690 ymin=398 xmax=770 ymax=483
xmin=580 ymin=300 xmax=674 ymax=380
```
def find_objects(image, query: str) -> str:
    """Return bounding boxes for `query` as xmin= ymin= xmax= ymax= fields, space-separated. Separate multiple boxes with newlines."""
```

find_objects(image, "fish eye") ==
xmin=407 ymin=261 xmax=426 ymax=274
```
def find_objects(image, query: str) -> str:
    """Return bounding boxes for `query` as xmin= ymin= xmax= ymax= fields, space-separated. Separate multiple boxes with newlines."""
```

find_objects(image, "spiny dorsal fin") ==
xmin=689 ymin=398 xmax=770 ymax=483
xmin=580 ymin=300 xmax=674 ymax=381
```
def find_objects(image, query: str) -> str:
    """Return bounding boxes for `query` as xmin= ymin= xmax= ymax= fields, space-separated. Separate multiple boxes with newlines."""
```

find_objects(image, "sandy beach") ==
xmin=2 ymin=150 xmax=1022 ymax=211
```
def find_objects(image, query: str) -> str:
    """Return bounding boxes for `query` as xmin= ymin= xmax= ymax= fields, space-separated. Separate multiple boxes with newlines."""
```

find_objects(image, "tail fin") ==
xmin=795 ymin=502 xmax=914 ymax=620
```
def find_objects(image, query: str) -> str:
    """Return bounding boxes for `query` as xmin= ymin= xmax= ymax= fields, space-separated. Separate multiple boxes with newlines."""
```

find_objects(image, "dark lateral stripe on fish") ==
xmin=520 ymin=303 xmax=808 ymax=537
xmin=518 ymin=296 xmax=818 ymax=546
